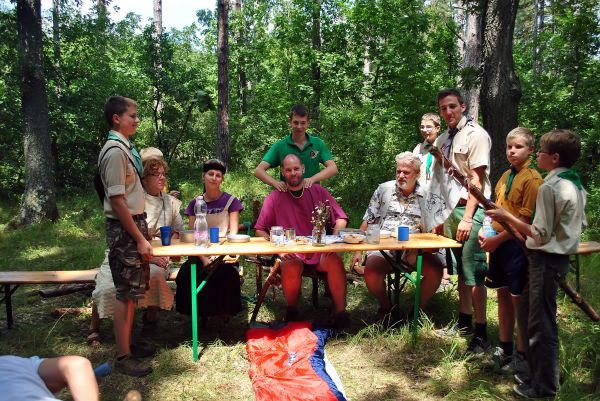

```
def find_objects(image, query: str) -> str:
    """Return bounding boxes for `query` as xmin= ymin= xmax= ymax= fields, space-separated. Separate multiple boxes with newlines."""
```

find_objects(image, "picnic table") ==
xmin=153 ymin=233 xmax=461 ymax=362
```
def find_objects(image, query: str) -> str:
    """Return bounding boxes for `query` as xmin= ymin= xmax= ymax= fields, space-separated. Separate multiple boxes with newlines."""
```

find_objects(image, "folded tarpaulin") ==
xmin=246 ymin=322 xmax=347 ymax=401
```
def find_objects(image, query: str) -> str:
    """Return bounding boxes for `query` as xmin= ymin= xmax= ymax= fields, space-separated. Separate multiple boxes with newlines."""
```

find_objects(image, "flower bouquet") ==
xmin=311 ymin=201 xmax=330 ymax=246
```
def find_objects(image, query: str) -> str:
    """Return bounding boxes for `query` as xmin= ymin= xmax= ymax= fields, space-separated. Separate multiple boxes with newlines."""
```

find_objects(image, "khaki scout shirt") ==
xmin=527 ymin=167 xmax=587 ymax=255
xmin=98 ymin=130 xmax=145 ymax=219
xmin=434 ymin=116 xmax=492 ymax=199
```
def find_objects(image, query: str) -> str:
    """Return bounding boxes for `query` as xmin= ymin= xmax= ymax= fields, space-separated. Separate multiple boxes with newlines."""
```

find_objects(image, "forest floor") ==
xmin=0 ymin=196 xmax=598 ymax=401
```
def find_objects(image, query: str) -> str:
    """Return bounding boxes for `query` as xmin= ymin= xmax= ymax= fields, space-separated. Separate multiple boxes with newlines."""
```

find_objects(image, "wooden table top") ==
xmin=152 ymin=233 xmax=461 ymax=257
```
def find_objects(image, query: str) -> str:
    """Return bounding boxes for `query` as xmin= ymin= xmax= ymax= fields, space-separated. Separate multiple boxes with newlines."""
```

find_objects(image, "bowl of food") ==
xmin=227 ymin=234 xmax=250 ymax=243
xmin=379 ymin=230 xmax=391 ymax=239
xmin=180 ymin=230 xmax=195 ymax=243
xmin=342 ymin=233 xmax=366 ymax=244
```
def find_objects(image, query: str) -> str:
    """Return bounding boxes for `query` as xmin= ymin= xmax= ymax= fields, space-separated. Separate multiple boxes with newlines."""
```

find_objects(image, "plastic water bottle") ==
xmin=482 ymin=215 xmax=497 ymax=237
xmin=194 ymin=195 xmax=209 ymax=247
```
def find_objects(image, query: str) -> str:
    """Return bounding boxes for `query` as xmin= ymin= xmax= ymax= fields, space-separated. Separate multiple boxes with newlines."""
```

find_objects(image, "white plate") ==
xmin=227 ymin=234 xmax=250 ymax=243
xmin=343 ymin=234 xmax=365 ymax=244
xmin=379 ymin=230 xmax=391 ymax=239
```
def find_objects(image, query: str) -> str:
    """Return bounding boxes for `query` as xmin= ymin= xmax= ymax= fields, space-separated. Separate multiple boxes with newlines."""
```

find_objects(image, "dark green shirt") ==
xmin=262 ymin=133 xmax=333 ymax=179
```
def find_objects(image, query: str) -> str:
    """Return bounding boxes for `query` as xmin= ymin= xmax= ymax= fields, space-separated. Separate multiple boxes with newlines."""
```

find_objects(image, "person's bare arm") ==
xmin=109 ymin=195 xmax=152 ymax=261
xmin=255 ymin=229 xmax=270 ymax=240
xmin=455 ymin=165 xmax=485 ymax=242
xmin=486 ymin=207 xmax=533 ymax=237
xmin=188 ymin=215 xmax=196 ymax=229
xmin=228 ymin=211 xmax=240 ymax=235
xmin=303 ymin=160 xmax=338 ymax=188
xmin=254 ymin=161 xmax=287 ymax=191
xmin=38 ymin=356 xmax=99 ymax=401
xmin=332 ymin=217 xmax=347 ymax=235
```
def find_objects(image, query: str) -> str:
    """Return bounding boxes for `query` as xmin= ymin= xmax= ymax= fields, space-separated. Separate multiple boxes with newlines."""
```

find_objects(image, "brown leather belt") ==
xmin=457 ymin=198 xmax=468 ymax=206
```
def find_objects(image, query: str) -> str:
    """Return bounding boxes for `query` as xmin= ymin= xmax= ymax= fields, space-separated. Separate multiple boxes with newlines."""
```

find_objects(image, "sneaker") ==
xmin=481 ymin=346 xmax=512 ymax=370
xmin=514 ymin=372 xmax=530 ymax=386
xmin=466 ymin=336 xmax=491 ymax=354
xmin=435 ymin=323 xmax=473 ymax=338
xmin=513 ymin=383 xmax=554 ymax=399
xmin=114 ymin=355 xmax=152 ymax=377
xmin=499 ymin=352 xmax=528 ymax=375
xmin=130 ymin=343 xmax=156 ymax=358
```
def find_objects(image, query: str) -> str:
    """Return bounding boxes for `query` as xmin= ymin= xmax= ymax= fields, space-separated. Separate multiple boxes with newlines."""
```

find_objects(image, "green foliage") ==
xmin=0 ymin=0 xmax=597 ymax=233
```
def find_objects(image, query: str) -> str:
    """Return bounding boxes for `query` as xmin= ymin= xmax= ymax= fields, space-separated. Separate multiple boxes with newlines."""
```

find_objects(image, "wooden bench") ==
xmin=0 ymin=267 xmax=180 ymax=329
xmin=570 ymin=241 xmax=600 ymax=292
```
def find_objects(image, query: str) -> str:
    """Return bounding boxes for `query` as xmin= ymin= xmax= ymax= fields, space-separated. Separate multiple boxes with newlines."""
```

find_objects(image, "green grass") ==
xmin=0 ymin=187 xmax=599 ymax=401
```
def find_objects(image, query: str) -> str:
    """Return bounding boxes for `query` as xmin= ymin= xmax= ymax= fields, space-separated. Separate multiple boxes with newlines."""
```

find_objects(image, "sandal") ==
xmin=86 ymin=331 xmax=102 ymax=347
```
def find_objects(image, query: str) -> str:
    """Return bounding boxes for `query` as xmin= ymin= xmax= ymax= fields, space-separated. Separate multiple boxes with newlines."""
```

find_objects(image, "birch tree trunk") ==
xmin=217 ymin=0 xmax=230 ymax=164
xmin=533 ymin=0 xmax=545 ymax=74
xmin=153 ymin=0 xmax=164 ymax=149
xmin=480 ymin=0 xmax=522 ymax=186
xmin=13 ymin=0 xmax=58 ymax=227
xmin=231 ymin=0 xmax=248 ymax=115
xmin=310 ymin=0 xmax=321 ymax=130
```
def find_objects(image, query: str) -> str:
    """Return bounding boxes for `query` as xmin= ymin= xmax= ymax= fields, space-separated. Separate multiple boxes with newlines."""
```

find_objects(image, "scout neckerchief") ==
xmin=557 ymin=169 xmax=583 ymax=190
xmin=422 ymin=141 xmax=434 ymax=180
xmin=504 ymin=166 xmax=518 ymax=197
xmin=107 ymin=131 xmax=143 ymax=175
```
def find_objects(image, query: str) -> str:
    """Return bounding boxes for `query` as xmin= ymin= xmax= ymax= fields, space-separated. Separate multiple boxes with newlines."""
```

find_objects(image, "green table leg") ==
xmin=190 ymin=256 xmax=226 ymax=362
xmin=191 ymin=261 xmax=198 ymax=362
xmin=412 ymin=251 xmax=423 ymax=336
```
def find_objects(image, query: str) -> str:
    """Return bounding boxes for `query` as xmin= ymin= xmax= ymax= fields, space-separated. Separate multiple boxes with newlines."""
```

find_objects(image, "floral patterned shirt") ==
xmin=362 ymin=182 xmax=424 ymax=233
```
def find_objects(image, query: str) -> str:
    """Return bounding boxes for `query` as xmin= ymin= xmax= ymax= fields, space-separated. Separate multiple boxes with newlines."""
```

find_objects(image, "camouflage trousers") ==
xmin=106 ymin=216 xmax=150 ymax=302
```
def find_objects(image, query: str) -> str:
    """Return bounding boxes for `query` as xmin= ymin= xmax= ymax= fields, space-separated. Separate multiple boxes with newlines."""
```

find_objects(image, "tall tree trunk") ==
xmin=533 ymin=0 xmax=545 ymax=74
xmin=310 ymin=0 xmax=321 ymax=130
xmin=153 ymin=0 xmax=164 ymax=149
xmin=231 ymin=0 xmax=248 ymax=115
xmin=13 ymin=0 xmax=58 ymax=227
xmin=462 ymin=11 xmax=481 ymax=120
xmin=51 ymin=0 xmax=62 ymax=182
xmin=52 ymin=0 xmax=61 ymax=99
xmin=480 ymin=0 xmax=522 ymax=187
xmin=217 ymin=0 xmax=230 ymax=165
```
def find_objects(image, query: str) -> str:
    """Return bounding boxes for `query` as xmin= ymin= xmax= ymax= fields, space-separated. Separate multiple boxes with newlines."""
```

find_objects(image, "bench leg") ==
xmin=4 ymin=284 xmax=14 ymax=329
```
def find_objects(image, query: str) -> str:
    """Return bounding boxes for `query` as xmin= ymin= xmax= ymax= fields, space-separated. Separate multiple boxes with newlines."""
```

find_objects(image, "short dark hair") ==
xmin=540 ymin=129 xmax=581 ymax=168
xmin=104 ymin=96 xmax=137 ymax=127
xmin=289 ymin=104 xmax=309 ymax=119
xmin=437 ymin=88 xmax=465 ymax=105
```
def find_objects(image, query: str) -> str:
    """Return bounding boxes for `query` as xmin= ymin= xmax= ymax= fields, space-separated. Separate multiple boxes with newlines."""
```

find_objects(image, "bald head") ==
xmin=282 ymin=153 xmax=303 ymax=168
xmin=281 ymin=154 xmax=304 ymax=190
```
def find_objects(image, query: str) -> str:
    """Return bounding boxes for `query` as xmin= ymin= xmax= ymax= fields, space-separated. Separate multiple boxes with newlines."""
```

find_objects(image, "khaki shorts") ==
xmin=444 ymin=206 xmax=487 ymax=286
xmin=106 ymin=217 xmax=150 ymax=301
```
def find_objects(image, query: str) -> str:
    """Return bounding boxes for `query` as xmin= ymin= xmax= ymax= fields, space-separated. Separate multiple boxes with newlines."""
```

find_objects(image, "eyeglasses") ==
xmin=537 ymin=149 xmax=552 ymax=155
xmin=150 ymin=172 xmax=167 ymax=179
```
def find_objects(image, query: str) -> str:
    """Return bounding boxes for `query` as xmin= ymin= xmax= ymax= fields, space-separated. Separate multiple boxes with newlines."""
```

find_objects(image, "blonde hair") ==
xmin=421 ymin=113 xmax=441 ymax=127
xmin=506 ymin=127 xmax=535 ymax=148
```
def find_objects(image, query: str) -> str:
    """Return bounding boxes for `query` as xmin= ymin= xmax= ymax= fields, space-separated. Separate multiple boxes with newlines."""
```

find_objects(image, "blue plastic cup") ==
xmin=397 ymin=225 xmax=410 ymax=241
xmin=159 ymin=226 xmax=172 ymax=246
xmin=209 ymin=227 xmax=220 ymax=243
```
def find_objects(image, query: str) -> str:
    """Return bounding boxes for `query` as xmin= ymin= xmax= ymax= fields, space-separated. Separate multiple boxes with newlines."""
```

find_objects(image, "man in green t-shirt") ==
xmin=253 ymin=105 xmax=338 ymax=191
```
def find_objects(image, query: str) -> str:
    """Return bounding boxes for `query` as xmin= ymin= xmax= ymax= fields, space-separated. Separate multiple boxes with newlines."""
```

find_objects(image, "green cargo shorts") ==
xmin=444 ymin=206 xmax=488 ymax=286
xmin=106 ymin=217 xmax=150 ymax=301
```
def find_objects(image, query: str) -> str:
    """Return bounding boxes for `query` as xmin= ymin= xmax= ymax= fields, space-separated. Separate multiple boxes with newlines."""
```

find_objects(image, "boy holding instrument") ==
xmin=487 ymin=129 xmax=587 ymax=398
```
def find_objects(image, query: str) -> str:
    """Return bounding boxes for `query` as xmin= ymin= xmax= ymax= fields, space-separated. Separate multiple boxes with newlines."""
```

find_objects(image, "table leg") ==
xmin=412 ymin=250 xmax=423 ymax=336
xmin=190 ymin=255 xmax=226 ymax=362
xmin=191 ymin=261 xmax=198 ymax=362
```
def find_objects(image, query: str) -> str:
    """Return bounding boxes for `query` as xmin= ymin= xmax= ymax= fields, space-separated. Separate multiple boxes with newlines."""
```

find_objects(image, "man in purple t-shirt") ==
xmin=255 ymin=154 xmax=350 ymax=328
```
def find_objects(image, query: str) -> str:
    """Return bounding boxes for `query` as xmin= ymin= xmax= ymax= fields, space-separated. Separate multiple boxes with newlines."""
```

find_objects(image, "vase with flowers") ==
xmin=311 ymin=201 xmax=330 ymax=246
